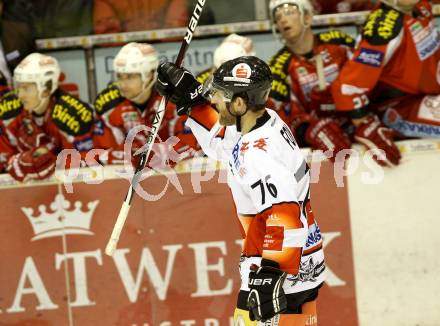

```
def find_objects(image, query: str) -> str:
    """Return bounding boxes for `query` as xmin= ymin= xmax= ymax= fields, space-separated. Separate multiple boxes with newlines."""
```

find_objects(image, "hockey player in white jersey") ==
xmin=156 ymin=56 xmax=325 ymax=325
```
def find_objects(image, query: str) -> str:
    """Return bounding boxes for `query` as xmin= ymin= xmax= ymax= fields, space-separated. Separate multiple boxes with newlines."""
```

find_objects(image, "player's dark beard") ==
xmin=218 ymin=103 xmax=235 ymax=126
xmin=219 ymin=110 xmax=235 ymax=126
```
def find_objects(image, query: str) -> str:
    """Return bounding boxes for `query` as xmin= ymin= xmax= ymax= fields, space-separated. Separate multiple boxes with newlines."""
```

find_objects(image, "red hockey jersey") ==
xmin=332 ymin=0 xmax=440 ymax=112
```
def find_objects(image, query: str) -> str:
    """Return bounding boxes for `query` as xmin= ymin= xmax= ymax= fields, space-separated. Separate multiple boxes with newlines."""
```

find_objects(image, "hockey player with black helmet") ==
xmin=173 ymin=33 xmax=257 ymax=156
xmin=156 ymin=56 xmax=325 ymax=325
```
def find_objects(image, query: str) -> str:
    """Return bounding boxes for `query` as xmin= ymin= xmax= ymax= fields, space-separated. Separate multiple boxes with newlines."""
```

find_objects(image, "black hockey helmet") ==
xmin=207 ymin=56 xmax=273 ymax=107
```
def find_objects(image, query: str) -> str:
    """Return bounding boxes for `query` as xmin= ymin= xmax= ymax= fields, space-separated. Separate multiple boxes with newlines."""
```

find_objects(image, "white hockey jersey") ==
xmin=186 ymin=108 xmax=325 ymax=294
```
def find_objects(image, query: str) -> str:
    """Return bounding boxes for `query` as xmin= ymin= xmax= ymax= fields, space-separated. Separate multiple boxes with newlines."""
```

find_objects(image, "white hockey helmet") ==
xmin=213 ymin=34 xmax=256 ymax=69
xmin=269 ymin=0 xmax=314 ymax=22
xmin=269 ymin=0 xmax=314 ymax=42
xmin=113 ymin=42 xmax=159 ymax=83
xmin=14 ymin=53 xmax=61 ymax=97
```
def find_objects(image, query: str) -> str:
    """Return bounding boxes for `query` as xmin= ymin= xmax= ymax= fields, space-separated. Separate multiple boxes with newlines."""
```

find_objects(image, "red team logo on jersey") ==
xmin=240 ymin=141 xmax=250 ymax=154
xmin=253 ymin=138 xmax=268 ymax=152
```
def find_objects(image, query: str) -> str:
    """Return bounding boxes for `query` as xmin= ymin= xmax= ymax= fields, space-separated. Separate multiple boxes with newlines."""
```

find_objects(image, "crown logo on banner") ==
xmin=21 ymin=194 xmax=99 ymax=241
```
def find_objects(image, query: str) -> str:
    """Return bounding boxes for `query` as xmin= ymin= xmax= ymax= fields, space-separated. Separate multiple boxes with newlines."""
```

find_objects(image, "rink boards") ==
xmin=0 ymin=139 xmax=439 ymax=326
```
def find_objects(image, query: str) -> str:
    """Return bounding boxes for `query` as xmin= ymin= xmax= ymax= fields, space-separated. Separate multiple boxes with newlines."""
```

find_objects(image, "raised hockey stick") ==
xmin=105 ymin=0 xmax=207 ymax=256
xmin=315 ymin=54 xmax=326 ymax=91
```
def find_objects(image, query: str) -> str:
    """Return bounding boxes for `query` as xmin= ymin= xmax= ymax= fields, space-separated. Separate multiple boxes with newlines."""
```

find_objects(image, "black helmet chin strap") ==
xmin=236 ymin=115 xmax=242 ymax=132
xmin=226 ymin=102 xmax=248 ymax=132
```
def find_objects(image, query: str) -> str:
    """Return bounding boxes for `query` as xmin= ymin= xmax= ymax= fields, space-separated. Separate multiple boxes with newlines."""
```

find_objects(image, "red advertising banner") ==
xmin=0 ymin=162 xmax=358 ymax=325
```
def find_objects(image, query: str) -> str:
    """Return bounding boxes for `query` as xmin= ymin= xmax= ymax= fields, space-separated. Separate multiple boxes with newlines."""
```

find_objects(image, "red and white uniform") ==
xmin=268 ymin=30 xmax=355 ymax=130
xmin=93 ymin=83 xmax=202 ymax=164
xmin=94 ymin=84 xmax=171 ymax=147
xmin=1 ymin=90 xmax=94 ymax=153
xmin=332 ymin=0 xmax=440 ymax=112
xmin=0 ymin=90 xmax=95 ymax=179
xmin=186 ymin=107 xmax=325 ymax=294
